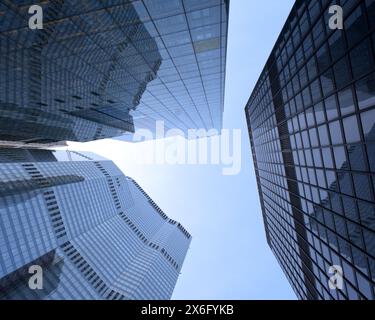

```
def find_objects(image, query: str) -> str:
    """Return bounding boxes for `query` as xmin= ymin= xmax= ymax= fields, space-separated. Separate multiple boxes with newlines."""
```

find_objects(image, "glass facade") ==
xmin=0 ymin=149 xmax=191 ymax=299
xmin=246 ymin=0 xmax=375 ymax=299
xmin=0 ymin=0 xmax=229 ymax=144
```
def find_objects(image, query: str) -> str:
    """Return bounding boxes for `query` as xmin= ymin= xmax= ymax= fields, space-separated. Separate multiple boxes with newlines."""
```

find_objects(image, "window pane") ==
xmin=318 ymin=124 xmax=330 ymax=146
xmin=306 ymin=107 xmax=315 ymax=127
xmin=307 ymin=57 xmax=318 ymax=80
xmin=350 ymin=38 xmax=374 ymax=79
xmin=305 ymin=149 xmax=313 ymax=166
xmin=367 ymin=0 xmax=375 ymax=29
xmin=348 ymin=144 xmax=367 ymax=171
xmin=303 ymin=87 xmax=312 ymax=107
xmin=353 ymin=174 xmax=372 ymax=201
xmin=329 ymin=121 xmax=343 ymax=145
xmin=314 ymin=102 xmax=326 ymax=124
xmin=322 ymin=147 xmax=334 ymax=168
xmin=310 ymin=79 xmax=322 ymax=103
xmin=325 ymin=94 xmax=338 ymax=120
xmin=309 ymin=128 xmax=319 ymax=147
xmin=334 ymin=56 xmax=351 ymax=89
xmin=333 ymin=146 xmax=346 ymax=169
xmin=338 ymin=88 xmax=355 ymax=116
xmin=300 ymin=114 xmax=307 ymax=132
xmin=360 ymin=109 xmax=375 ymax=141
xmin=313 ymin=149 xmax=323 ymax=167
xmin=366 ymin=143 xmax=375 ymax=171
xmin=343 ymin=115 xmax=361 ymax=143
xmin=321 ymin=69 xmax=335 ymax=96
xmin=329 ymin=30 xmax=346 ymax=62
xmin=301 ymin=129 xmax=309 ymax=146
xmin=345 ymin=6 xmax=368 ymax=46
xmin=339 ymin=173 xmax=353 ymax=196
xmin=356 ymin=72 xmax=375 ymax=110
xmin=317 ymin=43 xmax=331 ymax=73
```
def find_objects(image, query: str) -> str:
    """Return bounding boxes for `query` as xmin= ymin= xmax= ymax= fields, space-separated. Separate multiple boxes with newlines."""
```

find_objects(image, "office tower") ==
xmin=245 ymin=0 xmax=375 ymax=300
xmin=0 ymin=149 xmax=191 ymax=299
xmin=0 ymin=0 xmax=229 ymax=144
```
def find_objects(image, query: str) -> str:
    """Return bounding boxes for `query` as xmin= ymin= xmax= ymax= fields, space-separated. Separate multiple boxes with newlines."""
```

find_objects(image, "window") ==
xmin=333 ymin=146 xmax=346 ymax=169
xmin=334 ymin=57 xmax=351 ymax=89
xmin=317 ymin=43 xmax=331 ymax=73
xmin=366 ymin=143 xmax=375 ymax=171
xmin=329 ymin=31 xmax=346 ymax=62
xmin=314 ymin=102 xmax=326 ymax=124
xmin=348 ymin=144 xmax=367 ymax=171
xmin=308 ymin=0 xmax=321 ymax=23
xmin=338 ymin=88 xmax=355 ymax=116
xmin=303 ymin=34 xmax=314 ymax=58
xmin=306 ymin=107 xmax=316 ymax=127
xmin=305 ymin=149 xmax=313 ymax=166
xmin=321 ymin=69 xmax=335 ymax=96
xmin=322 ymin=148 xmax=334 ymax=168
xmin=356 ymin=271 xmax=373 ymax=299
xmin=316 ymin=169 xmax=327 ymax=188
xmin=325 ymin=94 xmax=338 ymax=120
xmin=367 ymin=0 xmax=375 ymax=29
xmin=313 ymin=148 xmax=323 ymax=167
xmin=312 ymin=18 xmax=325 ymax=48
xmin=360 ymin=109 xmax=375 ymax=140
xmin=302 ymin=130 xmax=310 ymax=147
xmin=310 ymin=79 xmax=322 ymax=103
xmin=339 ymin=173 xmax=354 ymax=196
xmin=329 ymin=121 xmax=343 ymax=145
xmin=343 ymin=116 xmax=361 ymax=143
xmin=310 ymin=128 xmax=319 ymax=147
xmin=318 ymin=124 xmax=330 ymax=146
xmin=350 ymin=39 xmax=374 ymax=79
xmin=307 ymin=57 xmax=318 ymax=80
xmin=303 ymin=87 xmax=312 ymax=107
xmin=353 ymin=174 xmax=372 ymax=201
xmin=356 ymin=72 xmax=375 ymax=110
xmin=345 ymin=5 xmax=368 ymax=46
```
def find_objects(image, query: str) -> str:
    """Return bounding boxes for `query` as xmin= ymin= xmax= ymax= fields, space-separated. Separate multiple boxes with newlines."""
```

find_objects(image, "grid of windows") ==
xmin=0 ymin=0 xmax=229 ymax=143
xmin=128 ymin=0 xmax=229 ymax=133
xmin=246 ymin=0 xmax=375 ymax=300
xmin=0 ymin=149 xmax=191 ymax=300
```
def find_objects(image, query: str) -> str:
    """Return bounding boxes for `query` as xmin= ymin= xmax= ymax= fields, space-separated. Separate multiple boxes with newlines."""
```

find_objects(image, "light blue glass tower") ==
xmin=0 ymin=149 xmax=191 ymax=300
xmin=0 ymin=0 xmax=229 ymax=143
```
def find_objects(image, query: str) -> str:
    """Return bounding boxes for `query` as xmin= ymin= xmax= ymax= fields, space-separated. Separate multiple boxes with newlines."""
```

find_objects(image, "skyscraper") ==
xmin=0 ymin=149 xmax=191 ymax=299
xmin=0 ymin=0 xmax=229 ymax=144
xmin=245 ymin=0 xmax=375 ymax=299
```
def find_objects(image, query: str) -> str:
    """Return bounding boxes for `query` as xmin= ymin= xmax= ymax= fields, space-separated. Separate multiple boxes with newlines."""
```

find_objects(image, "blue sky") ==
xmin=68 ymin=0 xmax=297 ymax=299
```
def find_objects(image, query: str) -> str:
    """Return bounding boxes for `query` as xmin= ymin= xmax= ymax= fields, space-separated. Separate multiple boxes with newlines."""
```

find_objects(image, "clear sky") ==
xmin=67 ymin=0 xmax=297 ymax=299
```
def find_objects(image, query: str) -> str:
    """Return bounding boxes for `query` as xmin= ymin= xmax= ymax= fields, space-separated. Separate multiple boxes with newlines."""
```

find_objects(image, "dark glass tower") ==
xmin=0 ymin=149 xmax=191 ymax=300
xmin=0 ymin=0 xmax=229 ymax=144
xmin=245 ymin=0 xmax=375 ymax=299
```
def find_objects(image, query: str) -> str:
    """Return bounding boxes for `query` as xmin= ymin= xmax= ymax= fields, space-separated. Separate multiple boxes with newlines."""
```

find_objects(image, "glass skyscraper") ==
xmin=0 ymin=149 xmax=191 ymax=299
xmin=246 ymin=0 xmax=375 ymax=299
xmin=0 ymin=0 xmax=229 ymax=144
